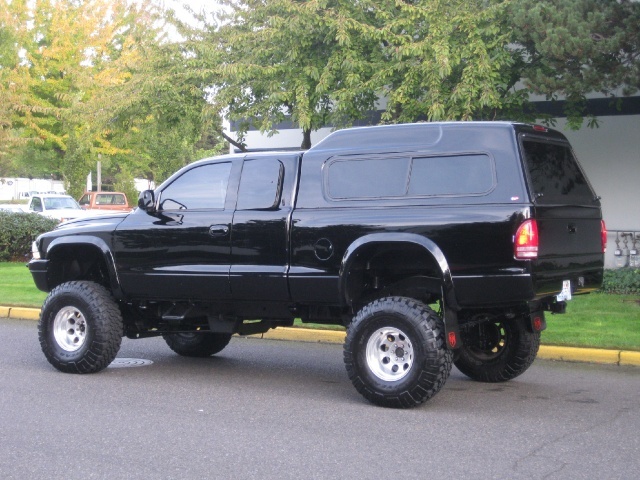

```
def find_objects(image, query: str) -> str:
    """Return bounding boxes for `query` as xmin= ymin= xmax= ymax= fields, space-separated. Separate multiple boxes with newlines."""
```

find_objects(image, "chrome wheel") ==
xmin=365 ymin=326 xmax=414 ymax=382
xmin=52 ymin=306 xmax=88 ymax=352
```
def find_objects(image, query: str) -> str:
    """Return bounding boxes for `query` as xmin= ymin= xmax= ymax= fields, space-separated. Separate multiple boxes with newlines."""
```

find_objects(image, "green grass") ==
xmin=542 ymin=293 xmax=640 ymax=351
xmin=2 ymin=262 xmax=639 ymax=351
xmin=0 ymin=262 xmax=47 ymax=307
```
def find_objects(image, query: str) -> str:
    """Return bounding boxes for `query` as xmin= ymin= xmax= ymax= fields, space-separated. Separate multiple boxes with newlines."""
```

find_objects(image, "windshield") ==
xmin=43 ymin=197 xmax=81 ymax=210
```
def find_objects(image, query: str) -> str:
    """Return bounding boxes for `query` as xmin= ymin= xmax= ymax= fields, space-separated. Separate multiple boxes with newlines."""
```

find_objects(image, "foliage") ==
xmin=352 ymin=0 xmax=522 ymax=124
xmin=511 ymin=0 xmax=640 ymax=129
xmin=0 ymin=212 xmax=57 ymax=261
xmin=113 ymin=169 xmax=140 ymax=207
xmin=0 ymin=0 xmax=222 ymax=188
xmin=602 ymin=268 xmax=640 ymax=295
xmin=195 ymin=0 xmax=379 ymax=149
xmin=194 ymin=0 xmax=640 ymax=148
xmin=2 ymin=0 xmax=639 ymax=177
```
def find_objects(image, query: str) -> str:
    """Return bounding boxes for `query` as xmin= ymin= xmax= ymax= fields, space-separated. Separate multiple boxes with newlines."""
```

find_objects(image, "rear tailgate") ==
xmin=519 ymin=131 xmax=604 ymax=298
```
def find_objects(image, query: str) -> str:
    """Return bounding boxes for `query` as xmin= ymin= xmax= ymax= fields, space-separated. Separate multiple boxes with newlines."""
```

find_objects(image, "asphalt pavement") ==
xmin=1 ymin=317 xmax=639 ymax=480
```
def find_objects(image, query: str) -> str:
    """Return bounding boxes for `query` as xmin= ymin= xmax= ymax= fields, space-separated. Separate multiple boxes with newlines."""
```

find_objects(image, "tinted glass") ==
xmin=409 ymin=154 xmax=494 ymax=196
xmin=327 ymin=154 xmax=493 ymax=199
xmin=160 ymin=162 xmax=232 ymax=210
xmin=327 ymin=157 xmax=411 ymax=199
xmin=522 ymin=140 xmax=594 ymax=205
xmin=236 ymin=159 xmax=283 ymax=210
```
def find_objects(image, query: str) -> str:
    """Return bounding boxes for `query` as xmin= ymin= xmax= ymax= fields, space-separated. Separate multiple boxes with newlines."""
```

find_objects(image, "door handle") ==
xmin=209 ymin=225 xmax=229 ymax=237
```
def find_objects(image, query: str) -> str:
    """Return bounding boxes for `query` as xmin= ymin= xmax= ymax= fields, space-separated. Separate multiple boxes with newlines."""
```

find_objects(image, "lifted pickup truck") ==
xmin=29 ymin=122 xmax=605 ymax=408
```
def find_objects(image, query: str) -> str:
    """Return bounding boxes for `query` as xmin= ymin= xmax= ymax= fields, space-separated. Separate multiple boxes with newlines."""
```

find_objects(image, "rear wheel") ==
xmin=163 ymin=332 xmax=232 ymax=357
xmin=454 ymin=314 xmax=540 ymax=382
xmin=38 ymin=281 xmax=123 ymax=373
xmin=344 ymin=297 xmax=452 ymax=408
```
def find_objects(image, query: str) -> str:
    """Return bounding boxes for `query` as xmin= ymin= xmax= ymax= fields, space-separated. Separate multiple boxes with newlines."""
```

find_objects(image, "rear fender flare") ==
xmin=338 ymin=233 xmax=458 ymax=309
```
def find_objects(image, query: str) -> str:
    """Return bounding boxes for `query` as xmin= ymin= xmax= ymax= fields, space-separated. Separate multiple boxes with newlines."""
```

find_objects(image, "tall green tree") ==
xmin=192 ymin=0 xmax=639 ymax=149
xmin=511 ymin=0 xmax=640 ymax=127
xmin=206 ymin=0 xmax=380 ymax=149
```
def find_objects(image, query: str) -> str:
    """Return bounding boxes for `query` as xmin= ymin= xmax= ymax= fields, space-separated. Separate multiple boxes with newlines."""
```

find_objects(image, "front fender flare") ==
xmin=46 ymin=235 xmax=123 ymax=299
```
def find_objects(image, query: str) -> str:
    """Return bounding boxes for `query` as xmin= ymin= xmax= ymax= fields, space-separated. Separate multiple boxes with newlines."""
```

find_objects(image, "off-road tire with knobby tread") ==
xmin=344 ymin=296 xmax=452 ymax=408
xmin=454 ymin=314 xmax=540 ymax=382
xmin=163 ymin=332 xmax=232 ymax=357
xmin=38 ymin=281 xmax=123 ymax=374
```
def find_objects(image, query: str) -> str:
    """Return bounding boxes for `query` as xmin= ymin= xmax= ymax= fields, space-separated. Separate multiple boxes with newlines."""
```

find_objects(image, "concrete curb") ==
xmin=3 ymin=307 xmax=639 ymax=367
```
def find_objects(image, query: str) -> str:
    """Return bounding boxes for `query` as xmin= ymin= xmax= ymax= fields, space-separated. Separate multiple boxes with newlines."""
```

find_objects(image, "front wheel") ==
xmin=38 ymin=281 xmax=123 ymax=373
xmin=454 ymin=314 xmax=540 ymax=382
xmin=344 ymin=297 xmax=452 ymax=408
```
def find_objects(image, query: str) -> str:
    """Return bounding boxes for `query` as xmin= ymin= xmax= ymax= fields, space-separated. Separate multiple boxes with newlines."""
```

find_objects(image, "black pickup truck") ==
xmin=28 ymin=122 xmax=606 ymax=408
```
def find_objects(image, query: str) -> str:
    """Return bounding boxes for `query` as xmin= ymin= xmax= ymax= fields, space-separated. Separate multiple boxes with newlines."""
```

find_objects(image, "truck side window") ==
xmin=236 ymin=159 xmax=284 ymax=210
xmin=160 ymin=162 xmax=232 ymax=210
xmin=30 ymin=197 xmax=43 ymax=212
xmin=409 ymin=154 xmax=495 ymax=196
xmin=326 ymin=153 xmax=494 ymax=199
xmin=327 ymin=157 xmax=410 ymax=199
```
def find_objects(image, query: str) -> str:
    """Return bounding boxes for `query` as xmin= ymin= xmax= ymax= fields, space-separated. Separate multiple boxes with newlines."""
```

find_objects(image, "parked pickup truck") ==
xmin=28 ymin=122 xmax=606 ymax=408
xmin=78 ymin=191 xmax=130 ymax=212
xmin=27 ymin=193 xmax=91 ymax=222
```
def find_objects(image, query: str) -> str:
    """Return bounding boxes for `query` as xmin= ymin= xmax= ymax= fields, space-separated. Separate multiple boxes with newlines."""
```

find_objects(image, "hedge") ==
xmin=601 ymin=268 xmax=640 ymax=295
xmin=0 ymin=212 xmax=58 ymax=261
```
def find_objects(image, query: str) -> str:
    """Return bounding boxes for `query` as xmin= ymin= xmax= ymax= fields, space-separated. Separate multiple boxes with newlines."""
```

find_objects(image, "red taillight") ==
xmin=514 ymin=219 xmax=538 ymax=259
xmin=601 ymin=220 xmax=607 ymax=253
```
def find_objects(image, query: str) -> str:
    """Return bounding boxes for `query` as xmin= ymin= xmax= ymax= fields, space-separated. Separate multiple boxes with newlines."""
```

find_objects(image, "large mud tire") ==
xmin=38 ymin=281 xmax=123 ymax=373
xmin=163 ymin=332 xmax=232 ymax=357
xmin=344 ymin=297 xmax=452 ymax=408
xmin=454 ymin=314 xmax=540 ymax=382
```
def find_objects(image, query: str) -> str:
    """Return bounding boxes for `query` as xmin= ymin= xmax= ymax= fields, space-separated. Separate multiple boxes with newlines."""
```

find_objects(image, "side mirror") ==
xmin=137 ymin=190 xmax=156 ymax=212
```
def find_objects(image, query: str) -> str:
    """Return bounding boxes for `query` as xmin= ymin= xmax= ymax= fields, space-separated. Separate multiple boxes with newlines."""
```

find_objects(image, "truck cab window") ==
xmin=236 ymin=159 xmax=284 ymax=210
xmin=160 ymin=162 xmax=232 ymax=210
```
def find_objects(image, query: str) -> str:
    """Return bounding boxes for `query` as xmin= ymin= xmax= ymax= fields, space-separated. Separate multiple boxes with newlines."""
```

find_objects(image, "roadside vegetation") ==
xmin=2 ymin=261 xmax=638 ymax=351
xmin=2 ymin=1 xmax=639 ymax=192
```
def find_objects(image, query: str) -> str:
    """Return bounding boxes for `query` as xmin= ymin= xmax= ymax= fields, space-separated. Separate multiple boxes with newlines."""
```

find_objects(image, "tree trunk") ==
xmin=301 ymin=128 xmax=312 ymax=150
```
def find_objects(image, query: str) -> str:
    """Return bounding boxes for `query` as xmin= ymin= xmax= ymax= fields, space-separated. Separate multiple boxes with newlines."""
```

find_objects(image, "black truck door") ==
xmin=229 ymin=154 xmax=300 ymax=302
xmin=114 ymin=158 xmax=240 ymax=301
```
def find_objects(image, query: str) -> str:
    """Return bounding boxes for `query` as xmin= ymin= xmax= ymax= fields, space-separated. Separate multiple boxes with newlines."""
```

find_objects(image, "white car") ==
xmin=27 ymin=194 xmax=92 ymax=222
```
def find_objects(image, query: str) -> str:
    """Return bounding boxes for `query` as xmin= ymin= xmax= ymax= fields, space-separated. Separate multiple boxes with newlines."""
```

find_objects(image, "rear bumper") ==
xmin=453 ymin=274 xmax=535 ymax=307
xmin=453 ymin=268 xmax=603 ymax=308
xmin=28 ymin=259 xmax=50 ymax=292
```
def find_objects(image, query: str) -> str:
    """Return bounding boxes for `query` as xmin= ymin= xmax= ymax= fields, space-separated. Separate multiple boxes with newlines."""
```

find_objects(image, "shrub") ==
xmin=601 ymin=268 xmax=640 ymax=295
xmin=0 ymin=212 xmax=58 ymax=261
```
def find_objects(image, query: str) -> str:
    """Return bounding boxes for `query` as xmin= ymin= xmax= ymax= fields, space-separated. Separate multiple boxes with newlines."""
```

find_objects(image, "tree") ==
xmin=511 ymin=0 xmax=640 ymax=128
xmin=0 ymin=0 xmax=182 ymax=195
xmin=204 ymin=0 xmax=380 ymax=149
xmin=346 ymin=0 xmax=522 ymax=123
xmin=192 ymin=0 xmax=639 ymax=149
